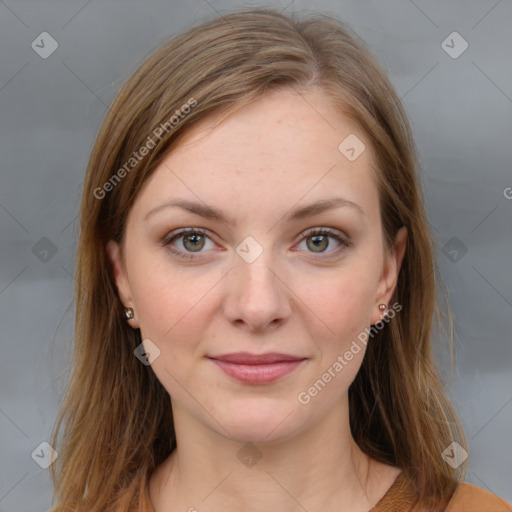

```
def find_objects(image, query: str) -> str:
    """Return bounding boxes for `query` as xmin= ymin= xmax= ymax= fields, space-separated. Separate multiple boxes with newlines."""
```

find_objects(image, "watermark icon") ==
xmin=503 ymin=187 xmax=512 ymax=200
xmin=31 ymin=441 xmax=59 ymax=469
xmin=442 ymin=236 xmax=468 ymax=263
xmin=338 ymin=134 xmax=366 ymax=161
xmin=441 ymin=31 xmax=468 ymax=59
xmin=297 ymin=302 xmax=402 ymax=405
xmin=236 ymin=236 xmax=264 ymax=264
xmin=32 ymin=236 xmax=58 ymax=263
xmin=93 ymin=98 xmax=197 ymax=200
xmin=134 ymin=339 xmax=161 ymax=366
xmin=237 ymin=442 xmax=262 ymax=467
xmin=441 ymin=441 xmax=468 ymax=469
xmin=31 ymin=32 xmax=59 ymax=59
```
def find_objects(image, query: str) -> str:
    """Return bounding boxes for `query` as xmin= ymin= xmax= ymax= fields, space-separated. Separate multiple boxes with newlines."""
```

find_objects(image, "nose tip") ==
xmin=224 ymin=246 xmax=292 ymax=332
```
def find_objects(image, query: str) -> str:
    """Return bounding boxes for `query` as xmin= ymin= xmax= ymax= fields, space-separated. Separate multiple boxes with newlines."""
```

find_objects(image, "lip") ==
xmin=209 ymin=352 xmax=305 ymax=364
xmin=207 ymin=352 xmax=307 ymax=384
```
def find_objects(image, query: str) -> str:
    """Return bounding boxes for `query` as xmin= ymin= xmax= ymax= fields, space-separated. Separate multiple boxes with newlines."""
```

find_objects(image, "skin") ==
xmin=107 ymin=87 xmax=407 ymax=512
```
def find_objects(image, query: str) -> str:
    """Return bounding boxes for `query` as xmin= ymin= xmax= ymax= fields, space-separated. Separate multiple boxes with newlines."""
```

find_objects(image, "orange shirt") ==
xmin=140 ymin=470 xmax=511 ymax=512
xmin=370 ymin=471 xmax=512 ymax=511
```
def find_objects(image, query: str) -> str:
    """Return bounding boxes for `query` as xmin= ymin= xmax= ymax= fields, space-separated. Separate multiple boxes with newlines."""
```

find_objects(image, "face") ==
xmin=107 ymin=87 xmax=407 ymax=444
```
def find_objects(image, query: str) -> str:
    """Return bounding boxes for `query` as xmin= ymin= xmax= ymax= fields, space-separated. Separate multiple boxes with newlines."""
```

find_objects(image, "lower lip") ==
xmin=209 ymin=359 xmax=305 ymax=384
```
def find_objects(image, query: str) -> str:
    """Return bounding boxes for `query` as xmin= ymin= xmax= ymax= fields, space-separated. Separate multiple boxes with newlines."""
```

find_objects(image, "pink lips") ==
xmin=207 ymin=352 xmax=306 ymax=384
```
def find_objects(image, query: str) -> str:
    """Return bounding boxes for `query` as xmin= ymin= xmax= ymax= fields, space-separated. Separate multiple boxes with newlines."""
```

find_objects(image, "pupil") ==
xmin=185 ymin=234 xmax=204 ymax=251
xmin=309 ymin=235 xmax=327 ymax=252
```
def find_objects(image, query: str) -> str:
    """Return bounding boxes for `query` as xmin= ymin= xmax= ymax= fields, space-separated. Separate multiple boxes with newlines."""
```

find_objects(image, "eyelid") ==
xmin=298 ymin=226 xmax=347 ymax=240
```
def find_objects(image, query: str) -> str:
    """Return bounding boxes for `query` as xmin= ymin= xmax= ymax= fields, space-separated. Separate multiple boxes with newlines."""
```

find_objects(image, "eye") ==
xmin=162 ymin=228 xmax=216 ymax=260
xmin=162 ymin=226 xmax=350 ymax=261
xmin=295 ymin=227 xmax=349 ymax=255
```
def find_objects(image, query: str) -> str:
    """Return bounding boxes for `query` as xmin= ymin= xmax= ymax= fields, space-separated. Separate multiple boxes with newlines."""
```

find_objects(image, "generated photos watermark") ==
xmin=297 ymin=301 xmax=402 ymax=405
xmin=93 ymin=97 xmax=197 ymax=200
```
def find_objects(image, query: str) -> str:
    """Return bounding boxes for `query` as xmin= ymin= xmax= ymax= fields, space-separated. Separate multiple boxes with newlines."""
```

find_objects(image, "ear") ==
xmin=371 ymin=226 xmax=407 ymax=324
xmin=106 ymin=239 xmax=140 ymax=328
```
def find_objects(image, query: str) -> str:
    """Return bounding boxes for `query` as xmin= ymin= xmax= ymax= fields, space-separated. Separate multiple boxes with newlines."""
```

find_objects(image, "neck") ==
xmin=149 ymin=396 xmax=397 ymax=512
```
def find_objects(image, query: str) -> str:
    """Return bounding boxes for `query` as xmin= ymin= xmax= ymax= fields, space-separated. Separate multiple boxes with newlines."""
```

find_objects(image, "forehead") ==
xmin=131 ymin=87 xmax=380 ymax=226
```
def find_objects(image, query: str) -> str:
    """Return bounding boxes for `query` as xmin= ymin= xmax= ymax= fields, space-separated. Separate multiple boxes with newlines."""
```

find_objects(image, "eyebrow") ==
xmin=144 ymin=197 xmax=365 ymax=225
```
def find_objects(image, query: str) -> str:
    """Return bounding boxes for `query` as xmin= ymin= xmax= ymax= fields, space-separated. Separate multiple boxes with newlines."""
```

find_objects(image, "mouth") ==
xmin=206 ymin=352 xmax=307 ymax=384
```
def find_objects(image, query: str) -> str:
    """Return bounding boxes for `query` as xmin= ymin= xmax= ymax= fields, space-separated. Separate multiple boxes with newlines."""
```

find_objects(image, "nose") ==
xmin=222 ymin=247 xmax=292 ymax=333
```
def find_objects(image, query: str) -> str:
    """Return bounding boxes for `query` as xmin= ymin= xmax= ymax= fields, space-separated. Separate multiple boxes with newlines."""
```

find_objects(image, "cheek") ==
xmin=294 ymin=272 xmax=376 ymax=406
xmin=299 ymin=267 xmax=376 ymax=343
xmin=128 ymin=254 xmax=218 ymax=347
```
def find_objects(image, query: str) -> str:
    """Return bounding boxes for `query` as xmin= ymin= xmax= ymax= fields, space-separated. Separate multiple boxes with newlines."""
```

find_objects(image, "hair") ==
xmin=49 ymin=7 xmax=467 ymax=512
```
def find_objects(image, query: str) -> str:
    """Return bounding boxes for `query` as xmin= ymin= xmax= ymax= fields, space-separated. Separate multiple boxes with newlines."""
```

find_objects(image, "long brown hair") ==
xmin=50 ymin=8 xmax=467 ymax=511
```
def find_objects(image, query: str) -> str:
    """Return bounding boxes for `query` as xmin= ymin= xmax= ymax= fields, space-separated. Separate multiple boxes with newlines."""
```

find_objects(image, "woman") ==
xmin=49 ymin=8 xmax=511 ymax=512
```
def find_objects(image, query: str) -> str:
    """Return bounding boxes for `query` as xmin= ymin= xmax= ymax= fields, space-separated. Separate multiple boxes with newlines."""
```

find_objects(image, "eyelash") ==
xmin=162 ymin=227 xmax=350 ymax=261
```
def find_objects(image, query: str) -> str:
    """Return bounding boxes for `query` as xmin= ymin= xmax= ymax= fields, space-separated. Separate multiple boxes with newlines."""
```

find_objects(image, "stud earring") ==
xmin=378 ymin=303 xmax=387 ymax=319
xmin=124 ymin=307 xmax=134 ymax=320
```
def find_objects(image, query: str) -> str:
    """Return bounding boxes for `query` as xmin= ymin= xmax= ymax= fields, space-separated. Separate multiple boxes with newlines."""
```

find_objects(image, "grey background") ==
xmin=1 ymin=1 xmax=511 ymax=510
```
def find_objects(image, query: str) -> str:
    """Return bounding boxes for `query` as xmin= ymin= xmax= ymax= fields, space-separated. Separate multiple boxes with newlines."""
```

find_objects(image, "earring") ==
xmin=124 ymin=307 xmax=134 ymax=320
xmin=378 ymin=303 xmax=387 ymax=319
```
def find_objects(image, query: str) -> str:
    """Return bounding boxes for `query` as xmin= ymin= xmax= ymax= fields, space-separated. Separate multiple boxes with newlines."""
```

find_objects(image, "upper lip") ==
xmin=208 ymin=352 xmax=306 ymax=364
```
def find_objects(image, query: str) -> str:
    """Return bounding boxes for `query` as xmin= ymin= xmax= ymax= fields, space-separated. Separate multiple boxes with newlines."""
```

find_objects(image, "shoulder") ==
xmin=446 ymin=482 xmax=512 ymax=512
